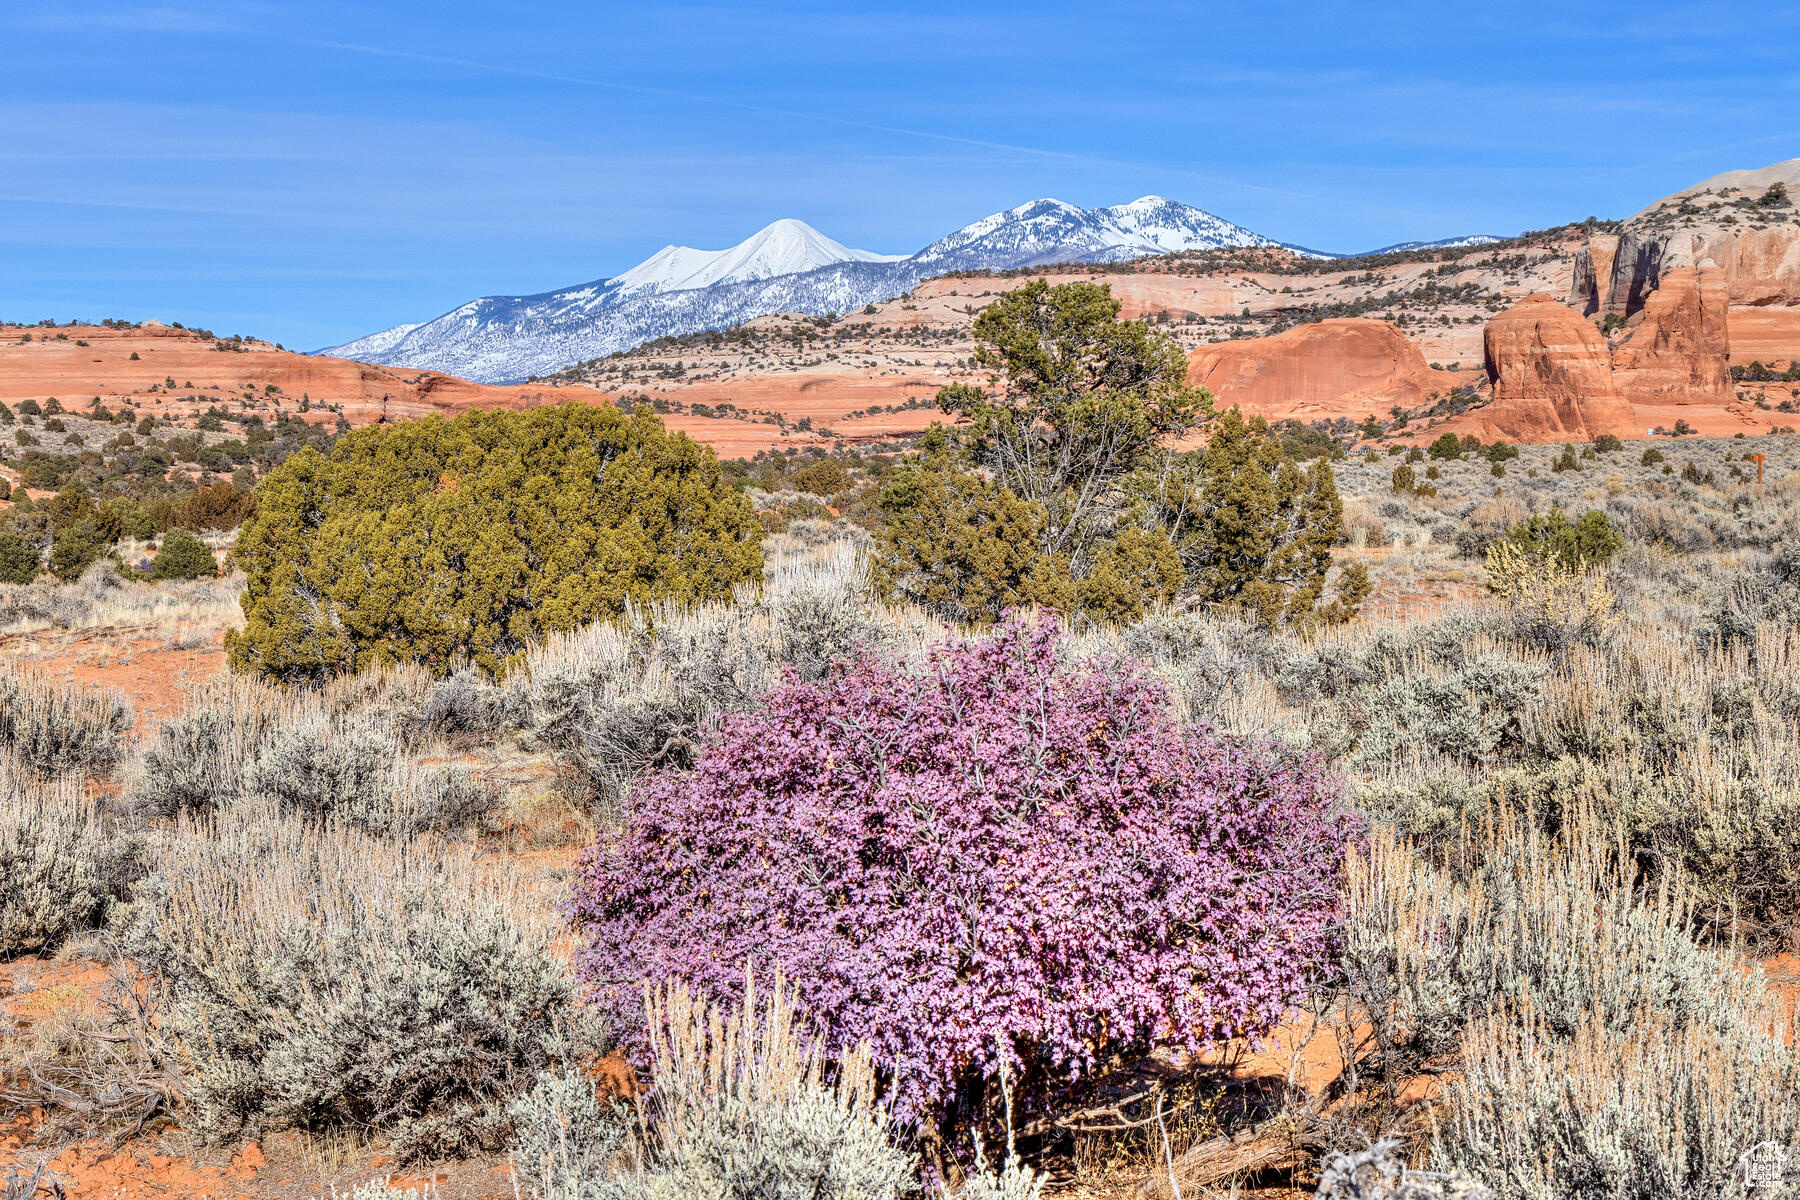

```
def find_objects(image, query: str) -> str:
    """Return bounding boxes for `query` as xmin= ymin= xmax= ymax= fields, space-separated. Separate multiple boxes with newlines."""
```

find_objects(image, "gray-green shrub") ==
xmin=129 ymin=803 xmax=592 ymax=1159
xmin=0 ymin=775 xmax=143 ymax=954
xmin=244 ymin=716 xmax=395 ymax=821
xmin=0 ymin=669 xmax=131 ymax=777
xmin=518 ymin=541 xmax=936 ymax=820
xmin=236 ymin=715 xmax=498 ymax=837
xmin=507 ymin=1069 xmax=630 ymax=1200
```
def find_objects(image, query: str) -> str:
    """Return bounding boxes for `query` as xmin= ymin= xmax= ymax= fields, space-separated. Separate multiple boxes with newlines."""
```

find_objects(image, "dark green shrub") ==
xmin=1591 ymin=433 xmax=1623 ymax=453
xmin=788 ymin=457 xmax=851 ymax=496
xmin=151 ymin=530 xmax=218 ymax=579
xmin=228 ymin=402 xmax=762 ymax=680
xmin=48 ymin=523 xmax=106 ymax=582
xmin=177 ymin=481 xmax=254 ymax=531
xmin=1391 ymin=463 xmax=1416 ymax=493
xmin=1427 ymin=432 xmax=1464 ymax=460
xmin=1499 ymin=509 xmax=1623 ymax=571
xmin=0 ymin=529 xmax=39 ymax=583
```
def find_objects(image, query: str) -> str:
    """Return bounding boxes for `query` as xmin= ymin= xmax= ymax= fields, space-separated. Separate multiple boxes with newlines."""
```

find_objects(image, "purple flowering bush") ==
xmin=569 ymin=617 xmax=1357 ymax=1137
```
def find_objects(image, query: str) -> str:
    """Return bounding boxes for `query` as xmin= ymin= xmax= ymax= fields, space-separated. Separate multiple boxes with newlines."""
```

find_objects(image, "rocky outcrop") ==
xmin=1606 ymin=226 xmax=1800 ymax=311
xmin=1595 ymin=157 xmax=1800 ymax=314
xmin=1185 ymin=318 xmax=1436 ymax=421
xmin=1479 ymin=295 xmax=1636 ymax=440
xmin=1570 ymin=233 xmax=1619 ymax=315
xmin=1611 ymin=267 xmax=1731 ymax=403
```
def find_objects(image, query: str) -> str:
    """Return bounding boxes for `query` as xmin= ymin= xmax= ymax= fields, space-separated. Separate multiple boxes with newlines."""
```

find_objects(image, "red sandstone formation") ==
xmin=1185 ymin=319 xmax=1438 ymax=422
xmin=1610 ymin=267 xmax=1732 ymax=404
xmin=1578 ymin=158 xmax=1800 ymax=315
xmin=1478 ymin=295 xmax=1636 ymax=440
xmin=0 ymin=323 xmax=589 ymax=427
xmin=1570 ymin=233 xmax=1620 ymax=315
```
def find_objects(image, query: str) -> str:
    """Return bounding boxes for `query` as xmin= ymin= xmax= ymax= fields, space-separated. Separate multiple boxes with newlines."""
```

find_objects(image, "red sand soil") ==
xmin=0 ymin=630 xmax=226 ymax=738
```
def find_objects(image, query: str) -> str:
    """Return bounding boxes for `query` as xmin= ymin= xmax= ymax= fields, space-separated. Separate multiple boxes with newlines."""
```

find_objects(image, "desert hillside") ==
xmin=0 ymin=321 xmax=806 ymax=459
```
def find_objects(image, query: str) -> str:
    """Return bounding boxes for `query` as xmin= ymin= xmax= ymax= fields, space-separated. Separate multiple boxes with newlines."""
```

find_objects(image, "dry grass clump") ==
xmin=1341 ymin=808 xmax=1771 ymax=1075
xmin=631 ymin=970 xmax=917 ymax=1198
xmin=1441 ymin=1000 xmax=1800 ymax=1200
xmin=504 ymin=967 xmax=1042 ymax=1200
xmin=1338 ymin=806 xmax=1800 ymax=1197
xmin=0 ymin=561 xmax=242 ymax=634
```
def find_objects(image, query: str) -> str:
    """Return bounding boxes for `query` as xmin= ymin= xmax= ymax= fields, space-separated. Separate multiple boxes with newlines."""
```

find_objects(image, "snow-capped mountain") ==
xmin=609 ymin=218 xmax=902 ymax=298
xmin=319 ymin=198 xmax=1280 ymax=383
xmin=325 ymin=321 xmax=424 ymax=362
xmin=1357 ymin=235 xmax=1506 ymax=255
xmin=910 ymin=196 xmax=1277 ymax=271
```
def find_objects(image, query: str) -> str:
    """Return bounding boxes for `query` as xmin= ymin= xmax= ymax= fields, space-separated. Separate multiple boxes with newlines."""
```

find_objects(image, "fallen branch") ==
xmin=1134 ymin=1111 xmax=1327 ymax=1197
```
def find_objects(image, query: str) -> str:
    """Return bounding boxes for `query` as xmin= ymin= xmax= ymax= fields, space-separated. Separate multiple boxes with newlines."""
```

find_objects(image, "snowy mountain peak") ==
xmin=915 ymin=195 xmax=1277 ymax=270
xmin=318 ymin=195 xmax=1286 ymax=382
xmin=608 ymin=218 xmax=900 ymax=298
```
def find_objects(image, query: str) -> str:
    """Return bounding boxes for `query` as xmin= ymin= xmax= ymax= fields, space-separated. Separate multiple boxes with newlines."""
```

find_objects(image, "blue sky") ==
xmin=4 ymin=1 xmax=1797 ymax=350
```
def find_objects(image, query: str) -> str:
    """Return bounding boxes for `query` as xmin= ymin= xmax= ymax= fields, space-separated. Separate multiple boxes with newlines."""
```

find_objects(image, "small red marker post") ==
xmin=1753 ymin=453 xmax=1766 ymax=484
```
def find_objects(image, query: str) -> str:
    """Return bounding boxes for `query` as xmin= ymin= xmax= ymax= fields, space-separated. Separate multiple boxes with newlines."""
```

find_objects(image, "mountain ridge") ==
xmin=318 ymin=196 xmax=1294 ymax=382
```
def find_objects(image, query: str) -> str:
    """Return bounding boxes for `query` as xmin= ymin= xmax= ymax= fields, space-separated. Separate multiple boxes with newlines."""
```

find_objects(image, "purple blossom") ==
xmin=568 ymin=616 xmax=1358 ymax=1133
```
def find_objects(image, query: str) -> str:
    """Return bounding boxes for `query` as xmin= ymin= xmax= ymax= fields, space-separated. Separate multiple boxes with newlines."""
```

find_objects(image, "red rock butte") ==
xmin=1186 ymin=319 xmax=1439 ymax=424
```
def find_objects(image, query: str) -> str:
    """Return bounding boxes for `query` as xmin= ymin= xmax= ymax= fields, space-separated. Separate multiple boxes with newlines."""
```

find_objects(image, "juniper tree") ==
xmin=934 ymin=279 xmax=1209 ymax=567
xmin=228 ymin=402 xmax=762 ymax=681
xmin=878 ymin=284 xmax=1363 ymax=628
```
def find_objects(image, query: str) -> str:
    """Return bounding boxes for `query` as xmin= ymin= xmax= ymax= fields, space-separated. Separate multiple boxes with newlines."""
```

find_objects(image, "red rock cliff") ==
xmin=1479 ymin=295 xmax=1637 ymax=440
xmin=1610 ymin=267 xmax=1731 ymax=404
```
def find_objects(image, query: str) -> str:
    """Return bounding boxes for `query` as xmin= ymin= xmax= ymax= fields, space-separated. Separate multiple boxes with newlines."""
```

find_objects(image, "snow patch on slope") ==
xmin=321 ymin=321 xmax=423 ymax=360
